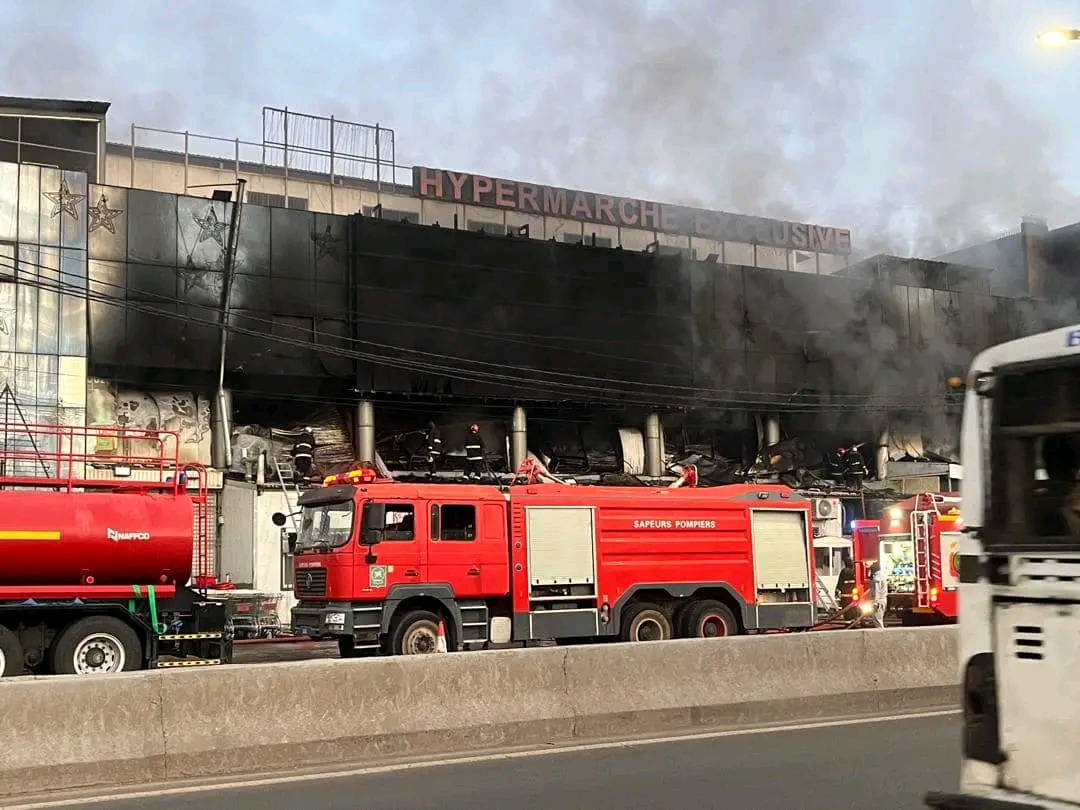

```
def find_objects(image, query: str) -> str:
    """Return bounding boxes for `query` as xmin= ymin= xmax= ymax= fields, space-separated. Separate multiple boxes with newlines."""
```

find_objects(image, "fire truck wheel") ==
xmin=390 ymin=610 xmax=443 ymax=655
xmin=50 ymin=617 xmax=142 ymax=676
xmin=684 ymin=601 xmax=739 ymax=639
xmin=0 ymin=625 xmax=23 ymax=677
xmin=620 ymin=603 xmax=672 ymax=643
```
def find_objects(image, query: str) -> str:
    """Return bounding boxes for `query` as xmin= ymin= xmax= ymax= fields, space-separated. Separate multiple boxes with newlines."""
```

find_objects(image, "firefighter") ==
xmin=425 ymin=421 xmax=443 ymax=474
xmin=292 ymin=427 xmax=316 ymax=482
xmin=835 ymin=552 xmax=856 ymax=608
xmin=464 ymin=423 xmax=485 ymax=480
xmin=870 ymin=561 xmax=888 ymax=629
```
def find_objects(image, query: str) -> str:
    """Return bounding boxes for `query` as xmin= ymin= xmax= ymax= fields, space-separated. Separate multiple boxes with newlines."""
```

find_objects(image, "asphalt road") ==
xmin=57 ymin=712 xmax=959 ymax=810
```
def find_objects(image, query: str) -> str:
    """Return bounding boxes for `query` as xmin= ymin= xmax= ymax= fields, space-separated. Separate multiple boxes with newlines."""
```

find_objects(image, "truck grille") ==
xmin=295 ymin=568 xmax=327 ymax=597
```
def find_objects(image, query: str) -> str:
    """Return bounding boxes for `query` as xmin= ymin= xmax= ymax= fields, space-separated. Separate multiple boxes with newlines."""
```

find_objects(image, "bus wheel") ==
xmin=0 ymin=625 xmax=23 ymax=677
xmin=390 ymin=610 xmax=443 ymax=655
xmin=621 ymin=603 xmax=672 ymax=642
xmin=685 ymin=600 xmax=739 ymax=639
xmin=51 ymin=617 xmax=142 ymax=676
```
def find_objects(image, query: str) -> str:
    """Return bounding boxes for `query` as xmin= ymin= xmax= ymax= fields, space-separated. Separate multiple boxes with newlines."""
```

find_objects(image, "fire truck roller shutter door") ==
xmin=750 ymin=509 xmax=811 ymax=595
xmin=523 ymin=505 xmax=601 ymax=640
xmin=525 ymin=506 xmax=597 ymax=587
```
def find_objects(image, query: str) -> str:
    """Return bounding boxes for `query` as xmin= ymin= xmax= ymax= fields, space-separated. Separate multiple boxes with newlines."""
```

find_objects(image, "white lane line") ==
xmin=2 ymin=709 xmax=960 ymax=810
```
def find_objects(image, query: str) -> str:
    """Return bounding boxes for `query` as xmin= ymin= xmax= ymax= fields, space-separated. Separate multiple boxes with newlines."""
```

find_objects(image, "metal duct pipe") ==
xmin=876 ymin=424 xmax=890 ymax=481
xmin=510 ymin=406 xmax=527 ymax=472
xmin=210 ymin=388 xmax=232 ymax=469
xmin=644 ymin=413 xmax=663 ymax=478
xmin=765 ymin=413 xmax=780 ymax=446
xmin=356 ymin=400 xmax=376 ymax=465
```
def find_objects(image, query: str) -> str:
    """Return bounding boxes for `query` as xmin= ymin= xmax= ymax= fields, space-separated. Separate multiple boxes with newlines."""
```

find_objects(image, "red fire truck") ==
xmin=852 ymin=493 xmax=961 ymax=624
xmin=284 ymin=469 xmax=817 ymax=656
xmin=0 ymin=422 xmax=231 ymax=677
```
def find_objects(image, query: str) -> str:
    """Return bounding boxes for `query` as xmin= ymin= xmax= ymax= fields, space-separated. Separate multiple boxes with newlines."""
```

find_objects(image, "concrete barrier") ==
xmin=0 ymin=627 xmax=959 ymax=800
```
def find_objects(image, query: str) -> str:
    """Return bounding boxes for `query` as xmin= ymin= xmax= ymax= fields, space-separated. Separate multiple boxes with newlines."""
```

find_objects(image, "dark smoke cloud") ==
xmin=4 ymin=0 xmax=1079 ymax=256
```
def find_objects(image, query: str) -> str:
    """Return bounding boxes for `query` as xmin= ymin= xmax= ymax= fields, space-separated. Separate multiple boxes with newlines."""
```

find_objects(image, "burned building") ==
xmin=2 ymin=96 xmax=1077 ymax=519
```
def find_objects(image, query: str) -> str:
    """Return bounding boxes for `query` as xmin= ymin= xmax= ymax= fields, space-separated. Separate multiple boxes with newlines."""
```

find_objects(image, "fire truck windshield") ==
xmin=984 ymin=360 xmax=1080 ymax=550
xmin=296 ymin=501 xmax=355 ymax=550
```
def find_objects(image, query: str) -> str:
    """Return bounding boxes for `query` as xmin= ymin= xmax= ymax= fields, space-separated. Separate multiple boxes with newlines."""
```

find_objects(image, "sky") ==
xmin=6 ymin=0 xmax=1080 ymax=259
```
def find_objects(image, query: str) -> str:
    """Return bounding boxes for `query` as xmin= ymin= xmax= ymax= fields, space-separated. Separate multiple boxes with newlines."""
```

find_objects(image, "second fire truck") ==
xmin=283 ymin=470 xmax=817 ymax=655
xmin=851 ymin=492 xmax=962 ymax=624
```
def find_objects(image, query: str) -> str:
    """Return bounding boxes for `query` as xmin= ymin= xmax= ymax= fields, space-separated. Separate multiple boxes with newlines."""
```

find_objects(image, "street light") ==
xmin=1037 ymin=28 xmax=1080 ymax=47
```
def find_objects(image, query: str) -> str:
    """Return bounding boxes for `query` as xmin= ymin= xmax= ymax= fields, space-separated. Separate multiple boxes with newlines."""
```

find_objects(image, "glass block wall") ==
xmin=0 ymin=160 xmax=89 ymax=475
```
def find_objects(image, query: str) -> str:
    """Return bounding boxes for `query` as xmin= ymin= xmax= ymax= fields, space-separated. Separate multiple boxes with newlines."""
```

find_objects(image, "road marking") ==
xmin=2 ymin=709 xmax=960 ymax=810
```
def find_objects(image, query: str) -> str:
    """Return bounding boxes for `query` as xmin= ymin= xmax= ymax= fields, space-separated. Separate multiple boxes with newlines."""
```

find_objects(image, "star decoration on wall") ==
xmin=178 ymin=255 xmax=224 ymax=296
xmin=312 ymin=224 xmax=341 ymax=259
xmin=43 ymin=179 xmax=87 ymax=220
xmin=88 ymin=193 xmax=124 ymax=234
xmin=193 ymin=205 xmax=228 ymax=248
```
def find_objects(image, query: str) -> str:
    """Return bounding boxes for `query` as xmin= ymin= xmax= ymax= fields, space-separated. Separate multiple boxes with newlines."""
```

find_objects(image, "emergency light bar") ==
xmin=323 ymin=467 xmax=381 ymax=487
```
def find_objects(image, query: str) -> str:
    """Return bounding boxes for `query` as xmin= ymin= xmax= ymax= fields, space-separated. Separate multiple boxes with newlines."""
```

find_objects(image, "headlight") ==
xmin=859 ymin=601 xmax=874 ymax=615
xmin=325 ymin=612 xmax=346 ymax=625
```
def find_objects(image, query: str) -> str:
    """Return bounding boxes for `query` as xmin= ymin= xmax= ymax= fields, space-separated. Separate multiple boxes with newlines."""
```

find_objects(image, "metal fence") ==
xmin=114 ymin=107 xmax=414 ymax=199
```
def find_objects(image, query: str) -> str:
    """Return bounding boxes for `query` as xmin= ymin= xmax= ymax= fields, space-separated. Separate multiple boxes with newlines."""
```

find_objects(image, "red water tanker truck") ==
xmin=0 ymin=422 xmax=231 ymax=677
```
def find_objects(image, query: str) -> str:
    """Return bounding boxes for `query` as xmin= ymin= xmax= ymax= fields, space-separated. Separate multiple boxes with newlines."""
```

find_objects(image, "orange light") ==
xmin=930 ymin=587 xmax=939 ymax=603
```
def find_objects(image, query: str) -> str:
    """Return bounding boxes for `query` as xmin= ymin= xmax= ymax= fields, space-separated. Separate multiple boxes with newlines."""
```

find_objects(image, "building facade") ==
xmin=103 ymin=108 xmax=853 ymax=276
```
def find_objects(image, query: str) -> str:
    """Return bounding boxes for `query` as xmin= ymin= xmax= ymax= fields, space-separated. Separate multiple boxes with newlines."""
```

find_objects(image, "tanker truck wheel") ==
xmin=0 ymin=625 xmax=23 ymax=677
xmin=51 ymin=617 xmax=142 ymax=676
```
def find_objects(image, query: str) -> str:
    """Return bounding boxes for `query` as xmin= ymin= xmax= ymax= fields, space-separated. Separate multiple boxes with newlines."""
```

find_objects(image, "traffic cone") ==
xmin=435 ymin=620 xmax=448 ymax=654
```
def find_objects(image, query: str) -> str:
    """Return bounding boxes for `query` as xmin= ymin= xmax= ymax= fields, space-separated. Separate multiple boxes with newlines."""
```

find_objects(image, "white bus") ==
xmin=927 ymin=324 xmax=1080 ymax=810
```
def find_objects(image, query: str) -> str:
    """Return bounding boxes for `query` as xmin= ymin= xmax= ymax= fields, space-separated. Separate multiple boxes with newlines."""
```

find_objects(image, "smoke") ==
xmin=4 ymin=1 xmax=1078 ymax=255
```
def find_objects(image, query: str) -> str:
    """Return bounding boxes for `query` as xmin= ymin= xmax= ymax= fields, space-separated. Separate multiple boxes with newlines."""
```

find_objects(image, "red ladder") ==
xmin=911 ymin=494 xmax=935 ymax=608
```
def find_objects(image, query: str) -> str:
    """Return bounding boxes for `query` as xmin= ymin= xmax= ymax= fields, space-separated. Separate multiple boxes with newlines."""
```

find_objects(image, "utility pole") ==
xmin=213 ymin=178 xmax=245 ymax=470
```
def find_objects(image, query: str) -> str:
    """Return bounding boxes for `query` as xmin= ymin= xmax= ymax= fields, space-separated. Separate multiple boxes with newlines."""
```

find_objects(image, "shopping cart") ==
xmin=255 ymin=594 xmax=284 ymax=638
xmin=229 ymin=594 xmax=261 ymax=640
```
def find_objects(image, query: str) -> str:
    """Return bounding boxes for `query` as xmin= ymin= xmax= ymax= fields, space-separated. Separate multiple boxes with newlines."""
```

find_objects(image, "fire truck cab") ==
xmin=283 ymin=471 xmax=818 ymax=656
xmin=869 ymin=493 xmax=961 ymax=624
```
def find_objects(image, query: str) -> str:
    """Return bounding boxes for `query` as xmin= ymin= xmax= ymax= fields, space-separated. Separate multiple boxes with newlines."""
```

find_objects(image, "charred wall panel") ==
xmin=350 ymin=217 xmax=695 ymax=400
xmin=84 ymin=188 xmax=1080 ymax=405
xmin=88 ymin=186 xmax=352 ymax=379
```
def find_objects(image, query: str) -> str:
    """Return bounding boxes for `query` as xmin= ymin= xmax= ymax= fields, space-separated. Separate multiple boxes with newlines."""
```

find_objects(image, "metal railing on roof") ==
xmin=112 ymin=118 xmax=414 ymax=204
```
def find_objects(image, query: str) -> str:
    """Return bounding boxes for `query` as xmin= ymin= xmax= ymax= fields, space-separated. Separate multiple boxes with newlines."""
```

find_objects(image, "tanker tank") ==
xmin=0 ymin=491 xmax=195 ymax=586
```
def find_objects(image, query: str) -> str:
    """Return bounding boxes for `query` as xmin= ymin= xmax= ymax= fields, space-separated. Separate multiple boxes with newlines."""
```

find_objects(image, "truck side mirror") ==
xmin=280 ymin=530 xmax=297 ymax=555
xmin=361 ymin=502 xmax=385 ymax=547
xmin=272 ymin=512 xmax=287 ymax=527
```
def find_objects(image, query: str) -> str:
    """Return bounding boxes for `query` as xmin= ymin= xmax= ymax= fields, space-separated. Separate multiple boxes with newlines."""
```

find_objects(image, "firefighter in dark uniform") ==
xmin=425 ymin=421 xmax=443 ymax=474
xmin=292 ymin=427 xmax=316 ymax=482
xmin=464 ymin=423 xmax=485 ymax=480
xmin=835 ymin=552 xmax=856 ymax=609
